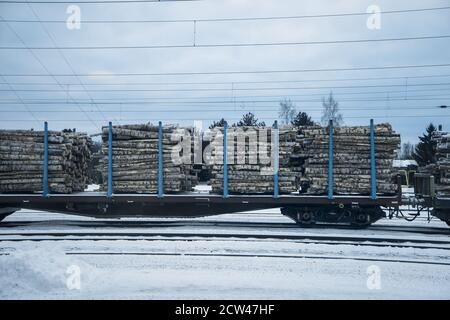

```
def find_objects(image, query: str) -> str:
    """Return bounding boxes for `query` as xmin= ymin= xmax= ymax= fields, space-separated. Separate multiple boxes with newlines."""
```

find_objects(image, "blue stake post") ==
xmin=273 ymin=121 xmax=279 ymax=198
xmin=223 ymin=121 xmax=229 ymax=198
xmin=42 ymin=121 xmax=49 ymax=197
xmin=328 ymin=120 xmax=334 ymax=200
xmin=158 ymin=121 xmax=164 ymax=198
xmin=107 ymin=122 xmax=113 ymax=198
xmin=370 ymin=119 xmax=377 ymax=200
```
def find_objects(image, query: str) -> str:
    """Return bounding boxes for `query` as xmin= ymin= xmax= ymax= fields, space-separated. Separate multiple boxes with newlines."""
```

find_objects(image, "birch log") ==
xmin=0 ymin=129 xmax=92 ymax=193
xmin=206 ymin=126 xmax=301 ymax=194
xmin=98 ymin=123 xmax=198 ymax=193
xmin=433 ymin=132 xmax=450 ymax=196
xmin=292 ymin=124 xmax=400 ymax=195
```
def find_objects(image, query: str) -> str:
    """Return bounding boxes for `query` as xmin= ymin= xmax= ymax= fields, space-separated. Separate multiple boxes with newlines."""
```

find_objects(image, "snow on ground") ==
xmin=0 ymin=208 xmax=449 ymax=299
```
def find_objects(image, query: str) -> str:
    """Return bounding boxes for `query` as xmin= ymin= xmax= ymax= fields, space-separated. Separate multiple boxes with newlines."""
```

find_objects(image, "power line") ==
xmin=1 ymin=82 xmax=449 ymax=92
xmin=0 ymin=75 xmax=41 ymax=126
xmin=0 ymin=105 xmax=446 ymax=112
xmin=0 ymin=86 xmax=445 ymax=102
xmin=3 ymin=63 xmax=449 ymax=77
xmin=1 ymin=115 xmax=448 ymax=122
xmin=1 ymin=35 xmax=449 ymax=50
xmin=0 ymin=16 xmax=99 ymax=129
xmin=3 ymin=73 xmax=450 ymax=86
xmin=0 ymin=0 xmax=198 ymax=4
xmin=0 ymin=95 xmax=447 ymax=105
xmin=1 ymin=6 xmax=449 ymax=22
xmin=25 ymin=3 xmax=108 ymax=122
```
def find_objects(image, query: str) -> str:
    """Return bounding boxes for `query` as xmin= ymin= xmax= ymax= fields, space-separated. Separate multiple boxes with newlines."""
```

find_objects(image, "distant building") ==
xmin=393 ymin=160 xmax=418 ymax=186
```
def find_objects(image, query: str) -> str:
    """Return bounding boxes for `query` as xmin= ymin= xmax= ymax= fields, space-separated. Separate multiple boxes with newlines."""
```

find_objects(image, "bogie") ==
xmin=281 ymin=205 xmax=384 ymax=228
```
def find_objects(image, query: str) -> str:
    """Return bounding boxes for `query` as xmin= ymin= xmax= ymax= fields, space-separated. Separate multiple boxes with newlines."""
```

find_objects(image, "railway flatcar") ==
xmin=412 ymin=173 xmax=450 ymax=227
xmin=0 ymin=120 xmax=449 ymax=228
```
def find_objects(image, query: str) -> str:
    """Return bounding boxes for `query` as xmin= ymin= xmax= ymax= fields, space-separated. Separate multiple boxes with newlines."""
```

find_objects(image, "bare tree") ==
xmin=398 ymin=142 xmax=415 ymax=160
xmin=321 ymin=92 xmax=343 ymax=126
xmin=279 ymin=99 xmax=296 ymax=125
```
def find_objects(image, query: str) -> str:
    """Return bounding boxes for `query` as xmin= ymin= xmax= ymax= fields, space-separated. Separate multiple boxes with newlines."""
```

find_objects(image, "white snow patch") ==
xmin=0 ymin=246 xmax=97 ymax=299
xmin=85 ymin=184 xmax=100 ymax=192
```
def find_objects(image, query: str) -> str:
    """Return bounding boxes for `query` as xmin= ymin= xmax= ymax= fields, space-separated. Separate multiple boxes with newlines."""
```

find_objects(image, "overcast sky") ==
xmin=0 ymin=0 xmax=449 ymax=143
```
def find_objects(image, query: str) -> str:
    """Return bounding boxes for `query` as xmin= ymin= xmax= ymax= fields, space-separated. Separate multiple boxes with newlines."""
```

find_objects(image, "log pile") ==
xmin=434 ymin=132 xmax=450 ymax=196
xmin=98 ymin=123 xmax=197 ymax=193
xmin=0 ymin=129 xmax=92 ymax=193
xmin=292 ymin=124 xmax=400 ymax=195
xmin=207 ymin=126 xmax=300 ymax=194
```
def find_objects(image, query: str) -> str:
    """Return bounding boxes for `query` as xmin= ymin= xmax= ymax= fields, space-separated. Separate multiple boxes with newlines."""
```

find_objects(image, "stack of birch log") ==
xmin=434 ymin=131 xmax=450 ymax=196
xmin=0 ymin=129 xmax=92 ymax=193
xmin=207 ymin=126 xmax=300 ymax=194
xmin=98 ymin=123 xmax=197 ymax=193
xmin=292 ymin=124 xmax=400 ymax=195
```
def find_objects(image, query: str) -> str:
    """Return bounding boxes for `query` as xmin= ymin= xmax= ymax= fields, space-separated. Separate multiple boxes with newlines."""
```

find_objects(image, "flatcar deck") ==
xmin=0 ymin=192 xmax=401 ymax=206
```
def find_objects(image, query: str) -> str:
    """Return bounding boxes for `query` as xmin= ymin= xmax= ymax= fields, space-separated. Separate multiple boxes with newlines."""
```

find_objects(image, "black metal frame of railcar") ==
xmin=400 ymin=173 xmax=450 ymax=227
xmin=0 ymin=191 xmax=402 ymax=228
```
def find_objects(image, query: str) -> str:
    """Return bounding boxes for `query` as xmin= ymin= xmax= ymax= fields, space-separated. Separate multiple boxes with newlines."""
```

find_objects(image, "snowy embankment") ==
xmin=0 ymin=209 xmax=449 ymax=299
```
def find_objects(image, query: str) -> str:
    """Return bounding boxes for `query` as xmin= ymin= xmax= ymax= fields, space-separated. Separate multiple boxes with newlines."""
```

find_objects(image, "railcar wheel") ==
xmin=295 ymin=209 xmax=317 ymax=227
xmin=350 ymin=211 xmax=372 ymax=229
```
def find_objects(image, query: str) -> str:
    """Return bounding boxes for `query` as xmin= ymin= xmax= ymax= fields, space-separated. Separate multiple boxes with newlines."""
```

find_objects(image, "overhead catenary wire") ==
xmin=1 ymin=5 xmax=449 ymax=21
xmin=0 ymin=115 xmax=448 ymax=122
xmin=1 ymin=82 xmax=449 ymax=92
xmin=0 ymin=16 xmax=100 ymax=129
xmin=0 ymin=96 xmax=448 ymax=105
xmin=0 ymin=6 xmax=450 ymax=127
xmin=0 ymin=0 xmax=199 ymax=4
xmin=3 ymin=63 xmax=449 ymax=77
xmin=0 ymin=105 xmax=447 ymax=112
xmin=4 ymin=73 xmax=450 ymax=86
xmin=0 ymin=87 xmax=448 ymax=104
xmin=0 ymin=86 xmax=447 ymax=99
xmin=0 ymin=75 xmax=41 ymax=126
xmin=25 ymin=3 xmax=109 ymax=123
xmin=1 ymin=35 xmax=449 ymax=50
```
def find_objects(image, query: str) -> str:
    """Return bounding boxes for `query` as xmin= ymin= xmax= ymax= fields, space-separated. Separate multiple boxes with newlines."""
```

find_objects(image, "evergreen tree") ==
xmin=413 ymin=123 xmax=437 ymax=166
xmin=291 ymin=111 xmax=315 ymax=127
xmin=209 ymin=118 xmax=227 ymax=129
xmin=234 ymin=112 xmax=266 ymax=127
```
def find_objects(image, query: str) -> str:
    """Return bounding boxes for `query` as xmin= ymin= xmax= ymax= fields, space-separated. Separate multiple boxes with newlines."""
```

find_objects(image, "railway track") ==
xmin=1 ymin=230 xmax=449 ymax=250
xmin=1 ymin=219 xmax=449 ymax=236
xmin=63 ymin=251 xmax=450 ymax=266
xmin=1 ymin=250 xmax=447 ymax=267
xmin=0 ymin=251 xmax=450 ymax=266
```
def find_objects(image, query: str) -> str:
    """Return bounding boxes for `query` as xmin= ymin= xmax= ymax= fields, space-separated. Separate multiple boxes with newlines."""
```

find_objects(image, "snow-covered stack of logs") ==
xmin=434 ymin=132 xmax=450 ymax=196
xmin=292 ymin=124 xmax=400 ymax=195
xmin=99 ymin=123 xmax=197 ymax=193
xmin=207 ymin=126 xmax=300 ymax=194
xmin=0 ymin=129 xmax=92 ymax=193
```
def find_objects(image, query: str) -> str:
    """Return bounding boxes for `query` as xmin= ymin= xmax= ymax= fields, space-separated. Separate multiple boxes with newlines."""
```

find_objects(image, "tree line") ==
xmin=210 ymin=92 xmax=343 ymax=129
xmin=208 ymin=91 xmax=442 ymax=168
